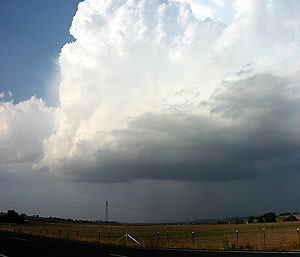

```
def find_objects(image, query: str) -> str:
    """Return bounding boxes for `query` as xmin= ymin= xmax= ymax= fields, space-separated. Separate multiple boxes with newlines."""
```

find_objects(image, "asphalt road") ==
xmin=1 ymin=231 xmax=300 ymax=257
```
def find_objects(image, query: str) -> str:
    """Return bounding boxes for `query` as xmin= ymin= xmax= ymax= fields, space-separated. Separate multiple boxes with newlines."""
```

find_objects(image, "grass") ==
xmin=1 ymin=221 xmax=300 ymax=251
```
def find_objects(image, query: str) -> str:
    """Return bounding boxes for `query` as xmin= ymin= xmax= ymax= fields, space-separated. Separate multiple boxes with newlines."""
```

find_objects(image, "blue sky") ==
xmin=0 ymin=0 xmax=82 ymax=103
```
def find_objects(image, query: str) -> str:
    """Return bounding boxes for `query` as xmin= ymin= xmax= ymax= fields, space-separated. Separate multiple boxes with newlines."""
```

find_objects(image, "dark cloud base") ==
xmin=53 ymin=74 xmax=300 ymax=184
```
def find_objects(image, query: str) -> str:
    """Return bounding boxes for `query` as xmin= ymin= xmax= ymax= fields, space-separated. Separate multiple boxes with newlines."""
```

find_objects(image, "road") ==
xmin=1 ymin=231 xmax=300 ymax=257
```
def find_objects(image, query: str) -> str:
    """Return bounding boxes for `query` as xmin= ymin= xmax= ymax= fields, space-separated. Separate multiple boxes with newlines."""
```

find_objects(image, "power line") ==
xmin=109 ymin=204 xmax=199 ymax=216
xmin=1 ymin=204 xmax=200 ymax=216
xmin=0 ymin=204 xmax=106 ymax=210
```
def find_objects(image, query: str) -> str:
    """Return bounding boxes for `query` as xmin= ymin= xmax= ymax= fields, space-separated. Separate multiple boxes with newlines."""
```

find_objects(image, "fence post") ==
xmin=77 ymin=230 xmax=79 ymax=238
xmin=59 ymin=230 xmax=62 ymax=237
xmin=108 ymin=230 xmax=111 ymax=240
xmin=98 ymin=230 xmax=101 ymax=241
xmin=45 ymin=229 xmax=48 ymax=235
xmin=235 ymin=230 xmax=238 ymax=245
xmin=192 ymin=231 xmax=195 ymax=248
xmin=167 ymin=231 xmax=169 ymax=247
xmin=297 ymin=228 xmax=300 ymax=244
xmin=157 ymin=231 xmax=160 ymax=245
xmin=263 ymin=228 xmax=266 ymax=245
xmin=39 ymin=227 xmax=42 ymax=235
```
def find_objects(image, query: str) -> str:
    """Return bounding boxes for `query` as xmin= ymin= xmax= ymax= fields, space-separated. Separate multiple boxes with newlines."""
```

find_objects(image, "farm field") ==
xmin=1 ymin=221 xmax=300 ymax=251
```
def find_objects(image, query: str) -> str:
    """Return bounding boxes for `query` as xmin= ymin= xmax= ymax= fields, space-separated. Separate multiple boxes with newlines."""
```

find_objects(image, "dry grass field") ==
xmin=1 ymin=221 xmax=300 ymax=251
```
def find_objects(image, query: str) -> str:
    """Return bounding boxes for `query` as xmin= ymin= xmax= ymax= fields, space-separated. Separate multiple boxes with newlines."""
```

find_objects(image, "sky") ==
xmin=1 ymin=0 xmax=300 ymax=223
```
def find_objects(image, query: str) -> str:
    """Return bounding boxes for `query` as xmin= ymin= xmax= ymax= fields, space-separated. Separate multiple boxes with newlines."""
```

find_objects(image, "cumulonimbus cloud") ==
xmin=1 ymin=0 xmax=300 ymax=183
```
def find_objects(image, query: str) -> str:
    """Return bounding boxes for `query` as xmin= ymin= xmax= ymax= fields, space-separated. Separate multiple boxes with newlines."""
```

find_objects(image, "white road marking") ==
xmin=10 ymin=237 xmax=28 ymax=242
xmin=177 ymin=249 xmax=300 ymax=254
xmin=0 ymin=254 xmax=9 ymax=257
xmin=109 ymin=254 xmax=128 ymax=257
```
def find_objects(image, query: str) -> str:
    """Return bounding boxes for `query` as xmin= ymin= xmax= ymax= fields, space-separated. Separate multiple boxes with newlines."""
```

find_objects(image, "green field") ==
xmin=1 ymin=221 xmax=300 ymax=251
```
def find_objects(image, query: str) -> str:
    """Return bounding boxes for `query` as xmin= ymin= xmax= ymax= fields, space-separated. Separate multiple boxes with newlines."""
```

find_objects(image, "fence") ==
xmin=1 ymin=222 xmax=300 ymax=251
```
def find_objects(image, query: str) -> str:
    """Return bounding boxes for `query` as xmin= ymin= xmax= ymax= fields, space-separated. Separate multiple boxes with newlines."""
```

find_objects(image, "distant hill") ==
xmin=187 ymin=216 xmax=247 ymax=224
xmin=0 ymin=210 xmax=118 ymax=225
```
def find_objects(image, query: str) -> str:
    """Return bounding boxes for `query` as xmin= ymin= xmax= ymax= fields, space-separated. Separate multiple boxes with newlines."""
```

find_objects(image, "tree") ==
xmin=257 ymin=216 xmax=264 ymax=223
xmin=0 ymin=210 xmax=25 ymax=223
xmin=247 ymin=215 xmax=255 ymax=223
xmin=258 ymin=212 xmax=277 ymax=223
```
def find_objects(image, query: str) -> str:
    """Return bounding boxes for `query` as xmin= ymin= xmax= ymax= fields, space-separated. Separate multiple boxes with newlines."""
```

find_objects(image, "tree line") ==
xmin=247 ymin=212 xmax=298 ymax=223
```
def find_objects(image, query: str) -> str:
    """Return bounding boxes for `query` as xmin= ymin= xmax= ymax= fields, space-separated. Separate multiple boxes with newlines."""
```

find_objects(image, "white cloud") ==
xmin=0 ymin=97 xmax=54 ymax=175
xmin=178 ymin=0 xmax=233 ymax=24
xmin=0 ymin=91 xmax=14 ymax=101
xmin=2 ymin=0 xmax=300 ymax=185
xmin=36 ymin=0 xmax=300 ymax=183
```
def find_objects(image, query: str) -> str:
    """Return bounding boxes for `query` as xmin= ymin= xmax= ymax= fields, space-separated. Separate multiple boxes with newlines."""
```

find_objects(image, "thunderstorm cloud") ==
xmin=1 ymin=0 xmax=300 ymax=185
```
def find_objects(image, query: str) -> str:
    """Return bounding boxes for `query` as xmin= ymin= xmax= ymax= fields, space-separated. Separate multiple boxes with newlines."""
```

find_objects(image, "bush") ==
xmin=283 ymin=215 xmax=298 ymax=222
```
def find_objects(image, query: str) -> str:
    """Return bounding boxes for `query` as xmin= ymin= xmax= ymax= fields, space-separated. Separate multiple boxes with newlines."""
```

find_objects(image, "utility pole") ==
xmin=105 ymin=200 xmax=109 ymax=222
